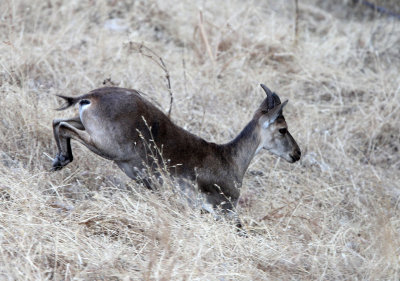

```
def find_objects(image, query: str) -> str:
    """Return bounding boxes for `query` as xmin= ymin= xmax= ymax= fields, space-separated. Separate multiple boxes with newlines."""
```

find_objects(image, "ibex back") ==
xmin=52 ymin=84 xmax=301 ymax=224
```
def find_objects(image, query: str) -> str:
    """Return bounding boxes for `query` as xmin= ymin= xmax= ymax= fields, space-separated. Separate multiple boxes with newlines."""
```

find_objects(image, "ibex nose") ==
xmin=291 ymin=149 xmax=301 ymax=162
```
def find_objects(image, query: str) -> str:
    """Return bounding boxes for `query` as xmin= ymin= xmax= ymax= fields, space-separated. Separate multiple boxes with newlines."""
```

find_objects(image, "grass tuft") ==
xmin=1 ymin=0 xmax=399 ymax=279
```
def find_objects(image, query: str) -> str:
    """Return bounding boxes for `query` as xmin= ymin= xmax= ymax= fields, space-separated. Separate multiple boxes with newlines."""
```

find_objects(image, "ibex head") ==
xmin=256 ymin=84 xmax=301 ymax=163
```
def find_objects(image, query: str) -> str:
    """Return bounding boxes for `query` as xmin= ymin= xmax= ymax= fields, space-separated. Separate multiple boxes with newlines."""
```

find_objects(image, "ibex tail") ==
xmin=56 ymin=95 xmax=81 ymax=111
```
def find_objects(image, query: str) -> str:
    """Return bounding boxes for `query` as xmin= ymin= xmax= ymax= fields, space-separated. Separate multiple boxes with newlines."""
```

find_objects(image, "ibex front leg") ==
xmin=202 ymin=188 xmax=244 ymax=230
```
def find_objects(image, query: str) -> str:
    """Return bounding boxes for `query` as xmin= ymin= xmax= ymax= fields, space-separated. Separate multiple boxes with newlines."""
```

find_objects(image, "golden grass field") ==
xmin=1 ymin=0 xmax=400 ymax=279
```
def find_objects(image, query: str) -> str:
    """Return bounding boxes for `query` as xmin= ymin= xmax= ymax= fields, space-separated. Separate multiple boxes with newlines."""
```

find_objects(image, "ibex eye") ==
xmin=279 ymin=128 xmax=287 ymax=135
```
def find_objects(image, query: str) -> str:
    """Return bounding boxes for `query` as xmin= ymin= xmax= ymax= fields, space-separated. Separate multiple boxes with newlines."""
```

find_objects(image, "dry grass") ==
xmin=1 ymin=0 xmax=400 ymax=280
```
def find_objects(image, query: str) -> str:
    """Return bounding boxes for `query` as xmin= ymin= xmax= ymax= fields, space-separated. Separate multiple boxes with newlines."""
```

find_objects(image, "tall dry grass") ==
xmin=0 ymin=0 xmax=399 ymax=280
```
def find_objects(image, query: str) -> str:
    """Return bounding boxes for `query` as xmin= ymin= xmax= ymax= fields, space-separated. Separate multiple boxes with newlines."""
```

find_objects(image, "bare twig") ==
xmin=354 ymin=0 xmax=400 ymax=20
xmin=181 ymin=46 xmax=188 ymax=97
xmin=127 ymin=42 xmax=174 ymax=118
xmin=294 ymin=0 xmax=299 ymax=46
xmin=198 ymin=11 xmax=216 ymax=67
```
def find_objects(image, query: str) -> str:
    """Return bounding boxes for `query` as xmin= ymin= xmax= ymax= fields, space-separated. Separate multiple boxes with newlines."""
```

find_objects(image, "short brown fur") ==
xmin=52 ymin=85 xmax=301 ymax=224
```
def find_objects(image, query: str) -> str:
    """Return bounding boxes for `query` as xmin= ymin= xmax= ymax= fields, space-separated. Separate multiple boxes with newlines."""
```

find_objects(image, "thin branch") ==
xmin=198 ymin=11 xmax=216 ymax=67
xmin=181 ymin=46 xmax=188 ymax=97
xmin=127 ymin=42 xmax=174 ymax=118
xmin=294 ymin=0 xmax=299 ymax=46
xmin=354 ymin=0 xmax=400 ymax=20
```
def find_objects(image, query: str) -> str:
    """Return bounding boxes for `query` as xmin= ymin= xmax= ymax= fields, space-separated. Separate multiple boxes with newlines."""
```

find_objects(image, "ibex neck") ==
xmin=223 ymin=119 xmax=261 ymax=178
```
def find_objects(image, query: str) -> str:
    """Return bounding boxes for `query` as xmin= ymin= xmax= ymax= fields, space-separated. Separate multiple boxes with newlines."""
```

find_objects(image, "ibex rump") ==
xmin=52 ymin=84 xmax=301 ymax=225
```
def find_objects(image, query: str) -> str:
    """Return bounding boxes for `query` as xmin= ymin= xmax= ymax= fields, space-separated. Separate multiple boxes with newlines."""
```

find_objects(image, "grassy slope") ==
xmin=0 ymin=0 xmax=399 ymax=280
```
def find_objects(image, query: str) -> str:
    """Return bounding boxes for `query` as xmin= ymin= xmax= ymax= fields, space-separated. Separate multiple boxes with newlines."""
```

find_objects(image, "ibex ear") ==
xmin=262 ymin=100 xmax=288 ymax=128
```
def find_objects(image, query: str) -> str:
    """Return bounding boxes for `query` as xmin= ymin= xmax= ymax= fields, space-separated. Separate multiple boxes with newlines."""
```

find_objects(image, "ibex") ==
xmin=52 ymin=84 xmax=301 ymax=225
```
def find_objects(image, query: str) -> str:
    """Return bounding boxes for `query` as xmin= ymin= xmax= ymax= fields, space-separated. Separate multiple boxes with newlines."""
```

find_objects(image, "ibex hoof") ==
xmin=235 ymin=222 xmax=248 ymax=237
xmin=52 ymin=154 xmax=71 ymax=171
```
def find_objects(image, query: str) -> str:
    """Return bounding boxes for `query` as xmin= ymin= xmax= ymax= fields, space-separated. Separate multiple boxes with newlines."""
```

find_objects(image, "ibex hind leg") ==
xmin=52 ymin=118 xmax=108 ymax=171
xmin=52 ymin=116 xmax=84 ymax=170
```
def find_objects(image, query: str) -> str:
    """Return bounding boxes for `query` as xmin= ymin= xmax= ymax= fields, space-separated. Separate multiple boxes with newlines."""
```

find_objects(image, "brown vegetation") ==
xmin=0 ymin=0 xmax=399 ymax=279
